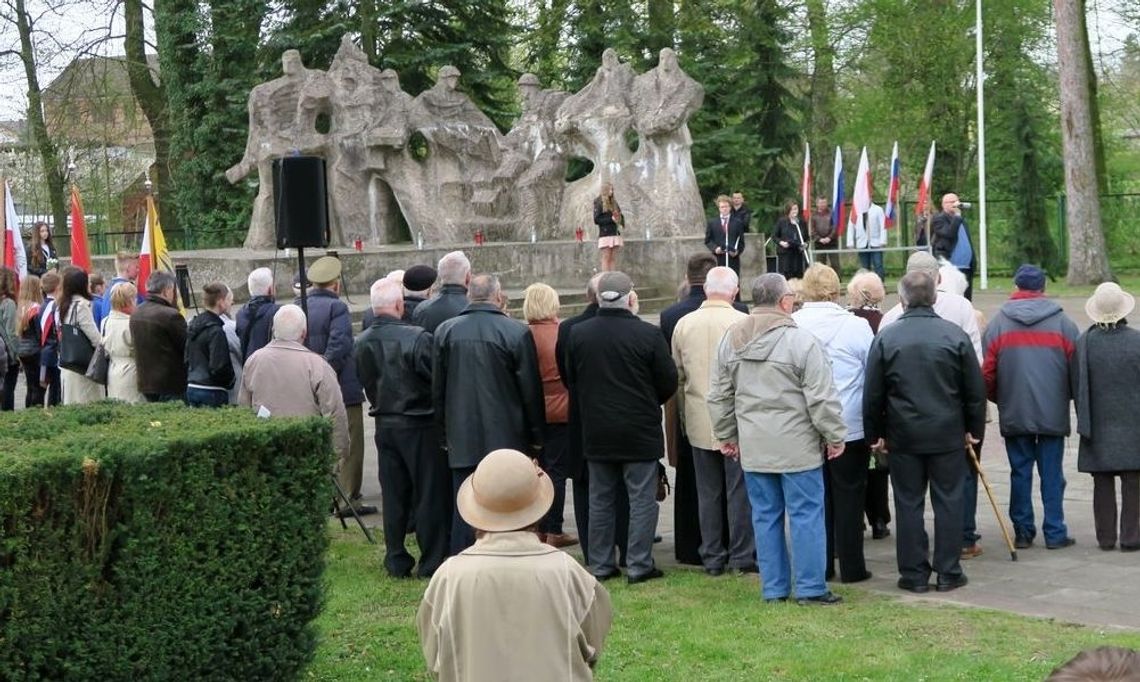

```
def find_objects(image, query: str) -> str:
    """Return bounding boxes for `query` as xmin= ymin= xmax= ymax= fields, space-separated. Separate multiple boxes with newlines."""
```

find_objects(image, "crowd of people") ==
xmin=4 ymin=227 xmax=1140 ymax=679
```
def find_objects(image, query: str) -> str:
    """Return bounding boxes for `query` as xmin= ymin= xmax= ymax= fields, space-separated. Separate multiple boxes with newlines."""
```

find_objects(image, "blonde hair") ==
xmin=522 ymin=283 xmax=560 ymax=322
xmin=801 ymin=264 xmax=841 ymax=302
xmin=110 ymin=281 xmax=138 ymax=312
xmin=847 ymin=270 xmax=886 ymax=308
xmin=16 ymin=274 xmax=43 ymax=335
xmin=715 ymin=194 xmax=731 ymax=207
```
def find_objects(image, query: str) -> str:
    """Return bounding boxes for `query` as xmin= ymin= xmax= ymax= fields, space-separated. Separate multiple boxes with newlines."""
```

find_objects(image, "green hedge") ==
xmin=0 ymin=402 xmax=334 ymax=680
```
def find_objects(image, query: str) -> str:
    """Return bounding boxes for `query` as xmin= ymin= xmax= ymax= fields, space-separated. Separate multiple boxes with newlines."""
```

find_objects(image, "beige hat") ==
xmin=456 ymin=449 xmax=554 ymax=532
xmin=1085 ymin=282 xmax=1135 ymax=325
xmin=307 ymin=256 xmax=342 ymax=285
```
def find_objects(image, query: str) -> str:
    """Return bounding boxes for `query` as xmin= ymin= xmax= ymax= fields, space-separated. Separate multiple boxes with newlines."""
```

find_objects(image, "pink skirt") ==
xmin=598 ymin=235 xmax=624 ymax=249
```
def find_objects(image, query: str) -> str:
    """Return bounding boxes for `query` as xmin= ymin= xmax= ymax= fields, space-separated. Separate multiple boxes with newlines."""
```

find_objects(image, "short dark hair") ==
xmin=203 ymin=282 xmax=230 ymax=308
xmin=146 ymin=270 xmax=177 ymax=296
xmin=898 ymin=271 xmax=937 ymax=308
xmin=783 ymin=199 xmax=798 ymax=216
xmin=686 ymin=252 xmax=717 ymax=285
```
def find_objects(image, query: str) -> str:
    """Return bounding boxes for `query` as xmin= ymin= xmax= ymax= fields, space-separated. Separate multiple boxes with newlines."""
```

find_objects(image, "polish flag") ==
xmin=915 ymin=141 xmax=936 ymax=215
xmin=138 ymin=193 xmax=176 ymax=309
xmin=801 ymin=143 xmax=811 ymax=222
xmin=69 ymin=184 xmax=91 ymax=272
xmin=830 ymin=146 xmax=845 ymax=234
xmin=2 ymin=179 xmax=27 ymax=280
xmin=849 ymin=146 xmax=872 ymax=226
xmin=885 ymin=141 xmax=901 ymax=228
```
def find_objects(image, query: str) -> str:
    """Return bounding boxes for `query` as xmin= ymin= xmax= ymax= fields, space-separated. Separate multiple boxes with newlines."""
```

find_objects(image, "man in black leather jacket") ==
xmin=355 ymin=278 xmax=451 ymax=577
xmin=863 ymin=271 xmax=987 ymax=595
xmin=433 ymin=273 xmax=545 ymax=553
xmin=412 ymin=251 xmax=471 ymax=333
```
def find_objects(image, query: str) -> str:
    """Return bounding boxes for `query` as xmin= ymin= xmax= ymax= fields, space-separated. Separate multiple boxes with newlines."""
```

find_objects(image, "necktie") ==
xmin=722 ymin=217 xmax=728 ymax=233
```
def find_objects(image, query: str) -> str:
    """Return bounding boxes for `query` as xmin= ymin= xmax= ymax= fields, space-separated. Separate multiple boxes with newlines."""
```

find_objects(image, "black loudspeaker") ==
xmin=174 ymin=263 xmax=195 ymax=310
xmin=273 ymin=156 xmax=330 ymax=249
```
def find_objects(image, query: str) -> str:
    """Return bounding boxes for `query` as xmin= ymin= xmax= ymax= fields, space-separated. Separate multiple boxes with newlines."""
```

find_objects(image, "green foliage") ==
xmin=0 ymin=402 xmax=333 ymax=681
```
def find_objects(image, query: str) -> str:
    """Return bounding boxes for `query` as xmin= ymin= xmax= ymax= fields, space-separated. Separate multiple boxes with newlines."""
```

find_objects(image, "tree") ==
xmin=1055 ymin=0 xmax=1112 ymax=284
xmin=805 ymin=0 xmax=836 ymax=187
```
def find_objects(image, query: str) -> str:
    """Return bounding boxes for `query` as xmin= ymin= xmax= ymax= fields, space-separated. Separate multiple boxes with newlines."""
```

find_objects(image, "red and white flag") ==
xmin=915 ymin=141 xmax=936 ymax=215
xmin=885 ymin=141 xmax=900 ymax=228
xmin=138 ymin=194 xmax=180 ymax=312
xmin=69 ymin=184 xmax=91 ymax=272
xmin=2 ymin=179 xmax=27 ymax=280
xmin=801 ymin=143 xmax=812 ymax=221
xmin=849 ymin=146 xmax=872 ymax=225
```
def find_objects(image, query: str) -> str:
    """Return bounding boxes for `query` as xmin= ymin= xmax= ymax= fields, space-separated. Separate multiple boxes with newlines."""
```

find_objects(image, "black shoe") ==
xmin=1100 ymin=543 xmax=1117 ymax=551
xmin=841 ymin=570 xmax=872 ymax=584
xmin=734 ymin=564 xmax=760 ymax=575
xmin=336 ymin=504 xmax=378 ymax=519
xmin=705 ymin=566 xmax=725 ymax=577
xmin=1014 ymin=535 xmax=1033 ymax=549
xmin=593 ymin=568 xmax=622 ymax=582
xmin=627 ymin=568 xmax=665 ymax=585
xmin=764 ymin=596 xmax=788 ymax=604
xmin=1122 ymin=544 xmax=1140 ymax=552
xmin=936 ymin=574 xmax=969 ymax=592
xmin=872 ymin=523 xmax=891 ymax=540
xmin=1046 ymin=537 xmax=1076 ymax=550
xmin=897 ymin=578 xmax=930 ymax=594
xmin=653 ymin=535 xmax=663 ymax=543
xmin=796 ymin=591 xmax=843 ymax=606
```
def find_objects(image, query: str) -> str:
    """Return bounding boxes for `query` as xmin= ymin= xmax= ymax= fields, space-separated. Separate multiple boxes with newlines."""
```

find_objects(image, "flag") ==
xmin=830 ymin=146 xmax=845 ymax=233
xmin=69 ymin=184 xmax=91 ymax=272
xmin=849 ymin=146 xmax=872 ymax=226
xmin=801 ymin=143 xmax=812 ymax=222
xmin=915 ymin=141 xmax=936 ymax=215
xmin=3 ymin=179 xmax=27 ymax=280
xmin=885 ymin=141 xmax=901 ymax=228
xmin=138 ymin=194 xmax=176 ymax=306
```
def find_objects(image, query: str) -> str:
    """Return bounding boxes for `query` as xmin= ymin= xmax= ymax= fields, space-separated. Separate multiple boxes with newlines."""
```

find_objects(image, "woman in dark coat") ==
xmin=25 ymin=222 xmax=57 ymax=278
xmin=592 ymin=182 xmax=623 ymax=272
xmin=1072 ymin=283 xmax=1140 ymax=551
xmin=773 ymin=200 xmax=807 ymax=280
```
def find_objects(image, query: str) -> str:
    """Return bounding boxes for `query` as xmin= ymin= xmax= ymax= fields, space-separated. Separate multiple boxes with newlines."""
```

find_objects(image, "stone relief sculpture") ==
xmin=227 ymin=39 xmax=705 ymax=248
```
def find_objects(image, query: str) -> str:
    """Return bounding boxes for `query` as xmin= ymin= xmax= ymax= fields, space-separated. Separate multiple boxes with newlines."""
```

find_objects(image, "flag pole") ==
xmin=976 ymin=0 xmax=989 ymax=290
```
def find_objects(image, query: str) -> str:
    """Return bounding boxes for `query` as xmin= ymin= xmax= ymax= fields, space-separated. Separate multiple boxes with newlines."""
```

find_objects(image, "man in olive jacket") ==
xmin=864 ymin=271 xmax=987 ymax=595
xmin=566 ymin=271 xmax=678 ymax=585
xmin=433 ymin=273 xmax=545 ymax=554
xmin=129 ymin=271 xmax=188 ymax=402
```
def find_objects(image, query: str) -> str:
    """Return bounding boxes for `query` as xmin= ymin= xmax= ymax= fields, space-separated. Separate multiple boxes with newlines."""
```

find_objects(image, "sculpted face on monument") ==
xmin=230 ymin=37 xmax=705 ymax=249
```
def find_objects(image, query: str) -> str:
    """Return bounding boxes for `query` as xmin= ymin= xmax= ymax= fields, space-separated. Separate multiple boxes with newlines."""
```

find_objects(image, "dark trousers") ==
xmin=1092 ymin=472 xmax=1140 ymax=549
xmin=963 ymin=434 xmax=984 ymax=546
xmin=144 ymin=392 xmax=186 ymax=404
xmin=674 ymin=429 xmax=703 ymax=565
xmin=588 ymin=460 xmax=658 ymax=578
xmin=450 ymin=466 xmax=477 ymax=555
xmin=961 ymin=267 xmax=975 ymax=301
xmin=865 ymin=466 xmax=891 ymax=527
xmin=44 ymin=365 xmax=60 ymax=406
xmin=377 ymin=423 xmax=451 ymax=577
xmin=889 ymin=449 xmax=967 ymax=584
xmin=539 ymin=424 xmax=570 ymax=535
xmin=824 ymin=439 xmax=871 ymax=582
xmin=186 ymin=386 xmax=229 ymax=408
xmin=1 ymin=363 xmax=17 ymax=411
xmin=20 ymin=356 xmax=44 ymax=408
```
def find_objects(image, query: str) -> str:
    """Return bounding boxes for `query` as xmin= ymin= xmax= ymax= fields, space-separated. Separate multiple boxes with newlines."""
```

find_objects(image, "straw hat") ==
xmin=456 ymin=449 xmax=554 ymax=532
xmin=1086 ymin=282 xmax=1135 ymax=325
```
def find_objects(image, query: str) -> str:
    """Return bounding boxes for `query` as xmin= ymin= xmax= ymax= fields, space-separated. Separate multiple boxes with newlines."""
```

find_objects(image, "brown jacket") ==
xmin=238 ymin=339 xmax=349 ymax=459
xmin=529 ymin=319 xmax=569 ymax=424
xmin=129 ymin=294 xmax=188 ymax=396
xmin=417 ymin=531 xmax=612 ymax=681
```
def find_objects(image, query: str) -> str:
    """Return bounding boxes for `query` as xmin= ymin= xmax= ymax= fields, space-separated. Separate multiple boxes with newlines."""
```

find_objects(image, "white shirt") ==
xmin=880 ymin=289 xmax=982 ymax=362
xmin=793 ymin=302 xmax=874 ymax=441
xmin=846 ymin=203 xmax=887 ymax=249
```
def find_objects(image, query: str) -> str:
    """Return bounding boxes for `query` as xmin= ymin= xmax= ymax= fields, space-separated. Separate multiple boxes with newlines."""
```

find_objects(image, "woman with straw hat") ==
xmin=417 ymin=449 xmax=613 ymax=681
xmin=1072 ymin=283 xmax=1140 ymax=552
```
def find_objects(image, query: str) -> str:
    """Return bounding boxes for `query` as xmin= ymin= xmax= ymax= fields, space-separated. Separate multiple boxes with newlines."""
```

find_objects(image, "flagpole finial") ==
xmin=144 ymin=170 xmax=153 ymax=194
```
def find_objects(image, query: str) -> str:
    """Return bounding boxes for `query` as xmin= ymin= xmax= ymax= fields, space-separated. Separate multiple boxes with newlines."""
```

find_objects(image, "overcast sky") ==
xmin=0 ymin=0 xmax=1136 ymax=122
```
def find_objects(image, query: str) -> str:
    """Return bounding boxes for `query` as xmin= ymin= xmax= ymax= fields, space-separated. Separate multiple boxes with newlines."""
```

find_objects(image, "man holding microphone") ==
xmin=704 ymin=195 xmax=746 ymax=279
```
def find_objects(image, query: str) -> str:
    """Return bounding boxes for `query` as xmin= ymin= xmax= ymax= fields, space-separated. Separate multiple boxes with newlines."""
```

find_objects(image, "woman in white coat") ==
xmin=103 ymin=281 xmax=143 ymax=403
xmin=793 ymin=263 xmax=875 ymax=584
xmin=59 ymin=267 xmax=105 ymax=405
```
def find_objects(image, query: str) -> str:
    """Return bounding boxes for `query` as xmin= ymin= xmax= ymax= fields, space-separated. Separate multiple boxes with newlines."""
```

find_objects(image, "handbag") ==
xmin=59 ymin=302 xmax=95 ymax=373
xmin=85 ymin=318 xmax=110 ymax=385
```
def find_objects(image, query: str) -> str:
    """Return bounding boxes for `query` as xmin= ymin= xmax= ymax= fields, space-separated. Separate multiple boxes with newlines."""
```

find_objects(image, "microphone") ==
xmin=957 ymin=202 xmax=973 ymax=210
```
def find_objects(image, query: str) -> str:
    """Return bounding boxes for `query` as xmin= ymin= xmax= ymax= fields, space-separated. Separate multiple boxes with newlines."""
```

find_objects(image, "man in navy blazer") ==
xmin=704 ymin=195 xmax=747 ymax=278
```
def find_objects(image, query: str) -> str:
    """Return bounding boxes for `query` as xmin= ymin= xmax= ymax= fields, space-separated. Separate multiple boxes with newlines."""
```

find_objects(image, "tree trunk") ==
xmin=13 ymin=0 xmax=67 ymax=235
xmin=1078 ymin=0 xmax=1108 ymax=194
xmin=805 ymin=0 xmax=836 ymax=186
xmin=124 ymin=0 xmax=177 ymax=237
xmin=1055 ymin=0 xmax=1112 ymax=284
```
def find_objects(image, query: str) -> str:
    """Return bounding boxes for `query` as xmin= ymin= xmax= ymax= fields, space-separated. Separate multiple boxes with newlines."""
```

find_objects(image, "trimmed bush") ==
xmin=0 ymin=402 xmax=334 ymax=680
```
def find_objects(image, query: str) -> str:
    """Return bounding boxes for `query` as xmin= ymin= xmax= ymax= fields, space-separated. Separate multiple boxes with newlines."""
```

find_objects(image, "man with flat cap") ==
xmin=300 ymin=255 xmax=372 ymax=516
xmin=417 ymin=449 xmax=612 ymax=681
xmin=362 ymin=264 xmax=437 ymax=331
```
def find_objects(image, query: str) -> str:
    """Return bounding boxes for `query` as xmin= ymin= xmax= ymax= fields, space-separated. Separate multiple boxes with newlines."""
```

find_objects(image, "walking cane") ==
xmin=966 ymin=442 xmax=1017 ymax=561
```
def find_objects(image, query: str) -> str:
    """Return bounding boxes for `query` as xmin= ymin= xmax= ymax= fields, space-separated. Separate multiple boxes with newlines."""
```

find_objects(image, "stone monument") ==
xmin=227 ymin=39 xmax=706 ymax=248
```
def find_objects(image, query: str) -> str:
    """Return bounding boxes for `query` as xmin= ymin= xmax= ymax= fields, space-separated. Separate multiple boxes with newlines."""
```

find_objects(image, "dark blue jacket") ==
xmin=412 ymin=284 xmax=469 ymax=333
xmin=297 ymin=288 xmax=363 ymax=406
xmin=659 ymin=284 xmax=748 ymax=345
xmin=236 ymin=296 xmax=279 ymax=361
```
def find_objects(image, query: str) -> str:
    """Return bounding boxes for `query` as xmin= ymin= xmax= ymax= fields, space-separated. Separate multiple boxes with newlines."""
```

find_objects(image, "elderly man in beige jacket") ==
xmin=671 ymin=266 xmax=756 ymax=576
xmin=418 ymin=449 xmax=612 ymax=681
xmin=239 ymin=304 xmax=349 ymax=459
xmin=708 ymin=273 xmax=847 ymax=606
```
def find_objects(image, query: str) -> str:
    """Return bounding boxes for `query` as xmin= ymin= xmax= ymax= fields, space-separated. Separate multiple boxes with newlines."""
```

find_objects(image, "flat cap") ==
xmin=597 ymin=271 xmax=633 ymax=302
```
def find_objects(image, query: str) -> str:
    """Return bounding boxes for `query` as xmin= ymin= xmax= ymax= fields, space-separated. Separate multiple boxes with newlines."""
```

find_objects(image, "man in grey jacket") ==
xmin=709 ymin=273 xmax=847 ymax=605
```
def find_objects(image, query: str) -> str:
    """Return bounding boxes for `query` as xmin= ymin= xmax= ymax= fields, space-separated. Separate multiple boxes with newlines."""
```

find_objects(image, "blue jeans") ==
xmin=1005 ymin=435 xmax=1068 ymax=544
xmin=744 ymin=468 xmax=828 ymax=600
xmin=186 ymin=386 xmax=229 ymax=408
xmin=858 ymin=250 xmax=884 ymax=279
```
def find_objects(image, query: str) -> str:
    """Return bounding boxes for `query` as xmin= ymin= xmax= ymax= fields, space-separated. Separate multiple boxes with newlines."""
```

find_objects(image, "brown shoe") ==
xmin=960 ymin=544 xmax=983 ymax=560
xmin=545 ymin=533 xmax=580 ymax=548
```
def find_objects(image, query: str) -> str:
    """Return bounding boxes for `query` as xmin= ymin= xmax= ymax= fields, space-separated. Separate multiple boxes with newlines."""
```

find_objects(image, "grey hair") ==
xmin=467 ymin=273 xmax=501 ymax=302
xmin=247 ymin=267 xmax=273 ymax=297
xmin=369 ymin=278 xmax=403 ymax=311
xmin=898 ymin=271 xmax=937 ymax=309
xmin=704 ymin=266 xmax=738 ymax=297
xmin=437 ymin=251 xmax=471 ymax=285
xmin=146 ymin=270 xmax=177 ymax=296
xmin=750 ymin=273 xmax=790 ymax=307
xmin=585 ymin=272 xmax=604 ymax=304
xmin=598 ymin=293 xmax=631 ymax=309
xmin=272 ymin=304 xmax=307 ymax=342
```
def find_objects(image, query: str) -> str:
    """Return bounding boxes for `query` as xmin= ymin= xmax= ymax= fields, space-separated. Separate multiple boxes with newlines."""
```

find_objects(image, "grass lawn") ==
xmin=307 ymin=525 xmax=1140 ymax=680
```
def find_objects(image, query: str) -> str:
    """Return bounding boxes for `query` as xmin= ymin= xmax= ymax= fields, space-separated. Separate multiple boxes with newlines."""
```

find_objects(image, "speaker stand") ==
xmin=297 ymin=246 xmax=309 ymax=318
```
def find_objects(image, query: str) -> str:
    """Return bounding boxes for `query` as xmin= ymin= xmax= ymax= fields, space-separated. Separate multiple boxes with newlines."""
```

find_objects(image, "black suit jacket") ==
xmin=704 ymin=214 xmax=747 ymax=266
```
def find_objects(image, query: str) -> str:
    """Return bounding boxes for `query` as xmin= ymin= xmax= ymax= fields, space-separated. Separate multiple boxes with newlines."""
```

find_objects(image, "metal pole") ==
xmin=976 ymin=0 xmax=989 ymax=290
